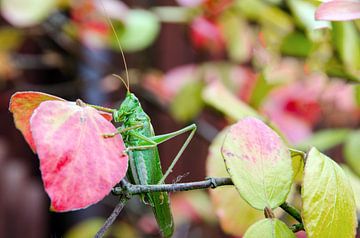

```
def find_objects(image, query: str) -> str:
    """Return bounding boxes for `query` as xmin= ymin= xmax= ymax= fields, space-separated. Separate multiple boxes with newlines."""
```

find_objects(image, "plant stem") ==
xmin=95 ymin=195 xmax=129 ymax=238
xmin=103 ymin=177 xmax=305 ymax=236
xmin=280 ymin=202 xmax=303 ymax=223
xmin=112 ymin=177 xmax=233 ymax=195
xmin=290 ymin=223 xmax=305 ymax=232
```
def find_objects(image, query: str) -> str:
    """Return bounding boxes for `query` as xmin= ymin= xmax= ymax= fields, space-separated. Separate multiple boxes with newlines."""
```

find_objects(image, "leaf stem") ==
xmin=280 ymin=202 xmax=303 ymax=223
xmin=95 ymin=195 xmax=129 ymax=238
xmin=289 ymin=223 xmax=305 ymax=232
xmin=112 ymin=177 xmax=233 ymax=195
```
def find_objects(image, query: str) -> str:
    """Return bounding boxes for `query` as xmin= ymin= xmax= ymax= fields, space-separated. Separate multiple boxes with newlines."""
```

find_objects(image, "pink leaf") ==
xmin=315 ymin=0 xmax=360 ymax=21
xmin=9 ymin=91 xmax=65 ymax=151
xmin=30 ymin=100 xmax=128 ymax=212
xmin=9 ymin=91 xmax=113 ymax=152
xmin=221 ymin=118 xmax=293 ymax=210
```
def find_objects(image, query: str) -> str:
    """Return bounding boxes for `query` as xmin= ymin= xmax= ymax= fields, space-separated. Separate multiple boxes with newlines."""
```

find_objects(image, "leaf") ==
xmin=9 ymin=91 xmax=113 ymax=152
xmin=221 ymin=117 xmax=293 ymax=210
xmin=344 ymin=130 xmax=360 ymax=176
xmin=280 ymin=32 xmax=313 ymax=57
xmin=302 ymin=148 xmax=357 ymax=238
xmin=342 ymin=165 xmax=360 ymax=212
xmin=30 ymin=100 xmax=128 ymax=211
xmin=170 ymin=79 xmax=204 ymax=122
xmin=9 ymin=91 xmax=65 ymax=151
xmin=206 ymin=128 xmax=263 ymax=236
xmin=1 ymin=0 xmax=57 ymax=27
xmin=355 ymin=84 xmax=360 ymax=106
xmin=332 ymin=21 xmax=360 ymax=75
xmin=287 ymin=0 xmax=330 ymax=35
xmin=290 ymin=148 xmax=305 ymax=181
xmin=315 ymin=0 xmax=360 ymax=21
xmin=248 ymin=73 xmax=277 ymax=109
xmin=202 ymin=80 xmax=261 ymax=122
xmin=65 ymin=218 xmax=106 ymax=238
xmin=118 ymin=10 xmax=160 ymax=52
xmin=295 ymin=128 xmax=350 ymax=152
xmin=219 ymin=12 xmax=252 ymax=63
xmin=243 ymin=218 xmax=296 ymax=238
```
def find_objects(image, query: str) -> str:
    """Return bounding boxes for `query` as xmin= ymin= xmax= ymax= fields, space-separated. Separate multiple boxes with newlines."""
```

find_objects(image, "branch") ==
xmin=101 ymin=177 xmax=304 ymax=237
xmin=114 ymin=177 xmax=303 ymax=227
xmin=95 ymin=195 xmax=129 ymax=238
xmin=112 ymin=177 xmax=233 ymax=195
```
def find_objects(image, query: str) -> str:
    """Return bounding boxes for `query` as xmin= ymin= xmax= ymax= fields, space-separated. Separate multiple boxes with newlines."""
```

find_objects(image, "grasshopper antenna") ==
xmin=97 ymin=0 xmax=130 ymax=93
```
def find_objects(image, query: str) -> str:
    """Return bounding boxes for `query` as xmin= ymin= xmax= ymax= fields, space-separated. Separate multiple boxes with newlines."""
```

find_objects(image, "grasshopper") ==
xmin=108 ymin=89 xmax=196 ymax=237
xmin=98 ymin=2 xmax=197 ymax=237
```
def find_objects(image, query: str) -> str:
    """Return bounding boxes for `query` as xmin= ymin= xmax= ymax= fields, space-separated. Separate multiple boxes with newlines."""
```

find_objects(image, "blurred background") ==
xmin=0 ymin=0 xmax=359 ymax=237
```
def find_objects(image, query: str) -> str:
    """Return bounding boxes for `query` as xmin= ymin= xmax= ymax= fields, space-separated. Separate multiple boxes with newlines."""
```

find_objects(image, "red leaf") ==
xmin=315 ymin=0 xmax=360 ymax=21
xmin=30 ymin=100 xmax=128 ymax=211
xmin=9 ymin=91 xmax=65 ymax=151
xmin=9 ymin=91 xmax=113 ymax=152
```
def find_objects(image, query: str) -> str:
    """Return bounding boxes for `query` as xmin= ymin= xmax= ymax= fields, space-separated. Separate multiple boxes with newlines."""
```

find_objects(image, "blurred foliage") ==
xmin=1 ymin=0 xmax=360 ymax=237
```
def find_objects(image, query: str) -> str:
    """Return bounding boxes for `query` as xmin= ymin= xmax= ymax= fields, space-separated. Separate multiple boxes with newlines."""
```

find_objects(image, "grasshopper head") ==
xmin=114 ymin=93 xmax=140 ymax=122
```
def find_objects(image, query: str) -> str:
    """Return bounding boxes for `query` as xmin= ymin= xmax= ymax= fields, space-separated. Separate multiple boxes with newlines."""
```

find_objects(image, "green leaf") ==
xmin=236 ymin=0 xmax=293 ymax=35
xmin=219 ymin=12 xmax=252 ymax=63
xmin=344 ymin=130 xmax=360 ymax=177
xmin=287 ymin=0 xmax=330 ymax=40
xmin=221 ymin=118 xmax=293 ymax=210
xmin=206 ymin=128 xmax=263 ymax=236
xmin=325 ymin=58 xmax=360 ymax=82
xmin=295 ymin=128 xmax=350 ymax=152
xmin=290 ymin=148 xmax=305 ymax=181
xmin=170 ymin=79 xmax=204 ymax=122
xmin=1 ymin=0 xmax=57 ymax=27
xmin=280 ymin=32 xmax=313 ymax=57
xmin=118 ymin=10 xmax=160 ymax=52
xmin=248 ymin=74 xmax=276 ymax=109
xmin=302 ymin=148 xmax=357 ymax=238
xmin=202 ymin=80 xmax=261 ymax=122
xmin=342 ymin=165 xmax=360 ymax=212
xmin=355 ymin=84 xmax=360 ymax=106
xmin=332 ymin=21 xmax=360 ymax=76
xmin=243 ymin=218 xmax=295 ymax=238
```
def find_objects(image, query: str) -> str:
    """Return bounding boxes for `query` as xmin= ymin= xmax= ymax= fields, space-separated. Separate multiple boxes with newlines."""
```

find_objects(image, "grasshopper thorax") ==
xmin=114 ymin=92 xmax=141 ymax=123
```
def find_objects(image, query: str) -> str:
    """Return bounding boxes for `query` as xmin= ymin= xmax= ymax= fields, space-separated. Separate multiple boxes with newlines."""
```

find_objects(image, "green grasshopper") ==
xmin=99 ymin=3 xmax=197 ymax=237
xmin=107 ymin=89 xmax=196 ymax=237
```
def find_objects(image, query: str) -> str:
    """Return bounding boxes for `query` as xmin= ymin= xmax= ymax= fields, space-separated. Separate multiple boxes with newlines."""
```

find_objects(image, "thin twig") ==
xmin=95 ymin=195 xmax=129 ymax=238
xmin=112 ymin=177 xmax=233 ymax=195
xmin=105 ymin=177 xmax=305 ymax=236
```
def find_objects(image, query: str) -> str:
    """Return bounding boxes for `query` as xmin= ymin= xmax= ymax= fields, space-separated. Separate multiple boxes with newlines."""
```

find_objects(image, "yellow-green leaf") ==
xmin=332 ymin=21 xmax=360 ymax=76
xmin=295 ymin=128 xmax=350 ymax=152
xmin=206 ymin=128 xmax=263 ymax=236
xmin=243 ymin=218 xmax=295 ymax=238
xmin=342 ymin=165 xmax=360 ymax=212
xmin=202 ymin=80 xmax=261 ymax=121
xmin=170 ymin=79 xmax=204 ymax=122
xmin=344 ymin=130 xmax=360 ymax=177
xmin=290 ymin=148 xmax=305 ymax=181
xmin=302 ymin=148 xmax=357 ymax=238
xmin=221 ymin=117 xmax=293 ymax=210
